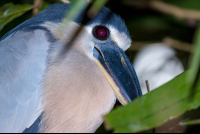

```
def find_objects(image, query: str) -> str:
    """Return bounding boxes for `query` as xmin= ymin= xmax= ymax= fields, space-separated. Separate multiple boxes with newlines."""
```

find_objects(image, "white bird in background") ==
xmin=133 ymin=44 xmax=184 ymax=94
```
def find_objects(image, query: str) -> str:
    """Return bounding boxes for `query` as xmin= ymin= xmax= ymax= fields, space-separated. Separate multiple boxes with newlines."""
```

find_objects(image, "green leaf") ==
xmin=39 ymin=0 xmax=50 ymax=13
xmin=87 ymin=0 xmax=108 ymax=18
xmin=188 ymin=22 xmax=200 ymax=86
xmin=181 ymin=119 xmax=200 ymax=125
xmin=104 ymin=71 xmax=200 ymax=133
xmin=54 ymin=0 xmax=108 ymax=38
xmin=54 ymin=0 xmax=88 ymax=38
xmin=0 ymin=3 xmax=33 ymax=30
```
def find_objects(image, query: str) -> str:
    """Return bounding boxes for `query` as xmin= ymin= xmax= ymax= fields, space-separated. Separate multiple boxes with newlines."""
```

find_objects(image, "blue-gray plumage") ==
xmin=0 ymin=4 xmax=129 ymax=42
xmin=0 ymin=3 xmax=142 ymax=133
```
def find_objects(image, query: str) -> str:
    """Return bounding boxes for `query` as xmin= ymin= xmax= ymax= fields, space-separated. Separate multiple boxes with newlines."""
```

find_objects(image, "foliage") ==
xmin=105 ymin=71 xmax=200 ymax=133
xmin=0 ymin=3 xmax=33 ymax=30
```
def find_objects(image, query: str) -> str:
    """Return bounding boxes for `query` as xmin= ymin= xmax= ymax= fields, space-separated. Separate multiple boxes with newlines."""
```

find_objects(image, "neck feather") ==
xmin=40 ymin=48 xmax=116 ymax=133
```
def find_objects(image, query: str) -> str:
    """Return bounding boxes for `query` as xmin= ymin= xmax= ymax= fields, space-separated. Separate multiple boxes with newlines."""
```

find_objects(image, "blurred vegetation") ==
xmin=1 ymin=0 xmax=200 ymax=133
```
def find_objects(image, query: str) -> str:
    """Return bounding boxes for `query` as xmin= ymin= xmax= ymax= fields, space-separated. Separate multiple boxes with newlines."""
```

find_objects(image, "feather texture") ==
xmin=0 ymin=29 xmax=50 ymax=132
xmin=0 ymin=3 xmax=132 ymax=133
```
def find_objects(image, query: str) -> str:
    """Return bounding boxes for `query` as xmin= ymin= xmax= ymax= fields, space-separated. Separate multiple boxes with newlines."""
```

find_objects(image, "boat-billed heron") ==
xmin=0 ymin=3 xmax=142 ymax=133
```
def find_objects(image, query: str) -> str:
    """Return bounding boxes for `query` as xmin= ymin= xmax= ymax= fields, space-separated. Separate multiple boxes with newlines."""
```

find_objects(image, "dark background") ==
xmin=1 ymin=0 xmax=199 ymax=133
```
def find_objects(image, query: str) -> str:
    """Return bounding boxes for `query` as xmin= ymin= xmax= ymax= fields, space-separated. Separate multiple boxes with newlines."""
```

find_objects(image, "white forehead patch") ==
xmin=84 ymin=24 xmax=132 ymax=51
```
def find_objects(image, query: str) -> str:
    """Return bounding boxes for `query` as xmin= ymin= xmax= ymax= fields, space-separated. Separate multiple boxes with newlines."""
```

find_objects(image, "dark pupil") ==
xmin=97 ymin=28 xmax=107 ymax=37
xmin=93 ymin=26 xmax=109 ymax=40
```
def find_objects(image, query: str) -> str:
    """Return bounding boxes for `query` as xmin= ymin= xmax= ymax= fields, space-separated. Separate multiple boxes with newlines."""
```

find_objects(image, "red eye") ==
xmin=92 ymin=26 xmax=110 ymax=40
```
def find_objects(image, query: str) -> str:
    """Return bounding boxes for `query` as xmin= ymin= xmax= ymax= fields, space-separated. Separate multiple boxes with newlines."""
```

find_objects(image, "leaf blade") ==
xmin=105 ymin=71 xmax=200 ymax=133
xmin=0 ymin=3 xmax=33 ymax=29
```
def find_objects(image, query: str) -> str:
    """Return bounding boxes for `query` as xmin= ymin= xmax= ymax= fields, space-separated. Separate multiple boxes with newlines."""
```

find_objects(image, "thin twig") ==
xmin=149 ymin=0 xmax=200 ymax=20
xmin=127 ymin=37 xmax=193 ymax=53
xmin=60 ymin=0 xmax=70 ymax=3
xmin=61 ymin=0 xmax=90 ymax=3
xmin=145 ymin=80 xmax=151 ymax=93
xmin=33 ymin=0 xmax=42 ymax=16
xmin=163 ymin=37 xmax=194 ymax=53
xmin=127 ymin=41 xmax=160 ymax=51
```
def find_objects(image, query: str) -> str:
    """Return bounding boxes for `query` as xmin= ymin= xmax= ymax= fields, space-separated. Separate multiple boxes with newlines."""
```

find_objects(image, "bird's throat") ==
xmin=40 ymin=49 xmax=116 ymax=133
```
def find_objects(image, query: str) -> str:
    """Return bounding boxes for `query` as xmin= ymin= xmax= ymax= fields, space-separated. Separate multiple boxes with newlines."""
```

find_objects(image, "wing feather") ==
xmin=0 ymin=28 xmax=51 ymax=132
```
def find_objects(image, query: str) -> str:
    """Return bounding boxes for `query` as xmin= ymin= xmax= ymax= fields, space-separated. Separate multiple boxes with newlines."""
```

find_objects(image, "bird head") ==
xmin=39 ymin=3 xmax=143 ymax=105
